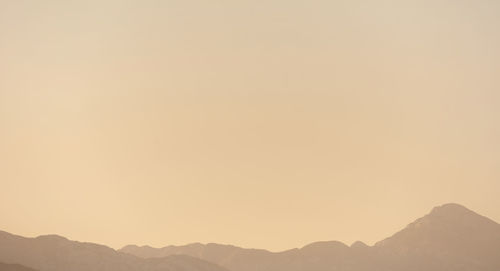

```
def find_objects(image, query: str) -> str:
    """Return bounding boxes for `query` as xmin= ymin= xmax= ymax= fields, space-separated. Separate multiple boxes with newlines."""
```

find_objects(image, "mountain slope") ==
xmin=0 ymin=231 xmax=227 ymax=271
xmin=0 ymin=262 xmax=38 ymax=271
xmin=121 ymin=203 xmax=500 ymax=271
xmin=375 ymin=203 xmax=500 ymax=271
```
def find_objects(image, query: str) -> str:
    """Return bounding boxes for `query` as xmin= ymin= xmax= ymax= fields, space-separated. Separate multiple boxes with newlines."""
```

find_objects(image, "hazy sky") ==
xmin=1 ymin=0 xmax=499 ymax=251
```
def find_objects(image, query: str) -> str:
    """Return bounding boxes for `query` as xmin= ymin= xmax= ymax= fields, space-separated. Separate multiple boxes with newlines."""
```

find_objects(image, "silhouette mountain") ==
xmin=1 ymin=203 xmax=499 ymax=271
xmin=374 ymin=203 xmax=500 ymax=270
xmin=0 ymin=231 xmax=228 ymax=271
xmin=121 ymin=203 xmax=500 ymax=271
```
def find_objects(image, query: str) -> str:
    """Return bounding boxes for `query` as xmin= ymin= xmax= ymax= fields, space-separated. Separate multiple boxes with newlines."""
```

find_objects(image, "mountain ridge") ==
xmin=2 ymin=203 xmax=499 ymax=271
xmin=120 ymin=203 xmax=500 ymax=271
xmin=0 ymin=230 xmax=228 ymax=271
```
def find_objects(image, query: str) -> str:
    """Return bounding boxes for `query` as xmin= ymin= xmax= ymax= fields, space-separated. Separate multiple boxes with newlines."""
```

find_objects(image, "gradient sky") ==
xmin=1 ymin=0 xmax=499 ymax=251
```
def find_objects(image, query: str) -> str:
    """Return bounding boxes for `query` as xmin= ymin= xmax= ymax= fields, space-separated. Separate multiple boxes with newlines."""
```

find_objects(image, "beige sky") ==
xmin=1 ymin=0 xmax=499 ymax=251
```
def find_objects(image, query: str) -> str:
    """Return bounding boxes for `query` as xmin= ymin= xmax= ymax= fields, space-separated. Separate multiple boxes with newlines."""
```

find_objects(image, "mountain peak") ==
xmin=429 ymin=203 xmax=471 ymax=215
xmin=121 ymin=244 xmax=140 ymax=250
xmin=35 ymin=234 xmax=69 ymax=242
xmin=350 ymin=241 xmax=369 ymax=249
xmin=301 ymin=241 xmax=348 ymax=253
xmin=375 ymin=203 xmax=500 ymax=253
xmin=423 ymin=203 xmax=499 ymax=228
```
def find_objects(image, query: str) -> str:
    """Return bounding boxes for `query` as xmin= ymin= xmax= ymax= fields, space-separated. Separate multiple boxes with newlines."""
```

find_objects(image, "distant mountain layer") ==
xmin=0 ymin=232 xmax=227 ymax=271
xmin=0 ymin=262 xmax=37 ymax=271
xmin=120 ymin=203 xmax=500 ymax=271
xmin=2 ymin=203 xmax=500 ymax=271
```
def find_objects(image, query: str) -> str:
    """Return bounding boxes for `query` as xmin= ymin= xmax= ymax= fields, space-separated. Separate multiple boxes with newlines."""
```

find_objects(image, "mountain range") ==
xmin=0 ymin=231 xmax=227 ymax=271
xmin=1 ymin=203 xmax=499 ymax=271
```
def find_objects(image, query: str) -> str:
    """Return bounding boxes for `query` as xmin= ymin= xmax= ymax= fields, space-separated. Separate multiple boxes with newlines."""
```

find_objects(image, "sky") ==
xmin=0 ymin=0 xmax=499 ymax=251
